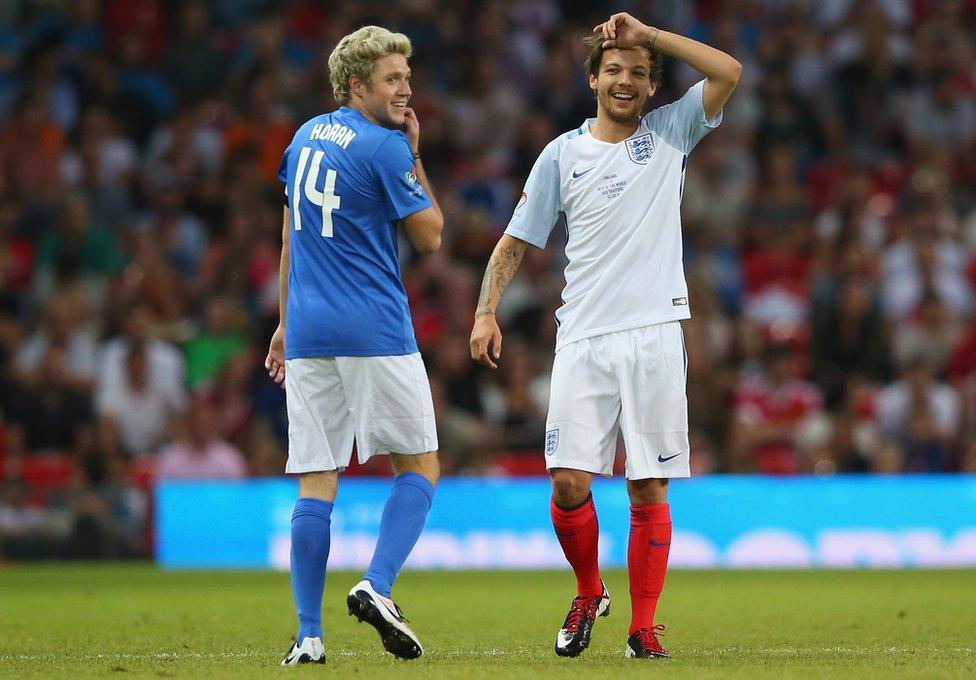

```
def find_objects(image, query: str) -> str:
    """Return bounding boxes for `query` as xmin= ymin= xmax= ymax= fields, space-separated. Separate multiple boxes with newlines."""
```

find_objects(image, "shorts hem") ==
xmin=625 ymin=468 xmax=692 ymax=481
xmin=357 ymin=443 xmax=438 ymax=464
xmin=285 ymin=463 xmax=341 ymax=474
xmin=544 ymin=457 xmax=613 ymax=478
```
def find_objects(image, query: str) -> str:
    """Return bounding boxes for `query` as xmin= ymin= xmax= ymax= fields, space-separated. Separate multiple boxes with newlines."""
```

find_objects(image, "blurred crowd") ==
xmin=1 ymin=0 xmax=975 ymax=557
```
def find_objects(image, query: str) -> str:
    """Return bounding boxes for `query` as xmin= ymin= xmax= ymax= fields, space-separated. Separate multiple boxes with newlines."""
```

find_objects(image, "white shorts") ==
xmin=284 ymin=354 xmax=438 ymax=473
xmin=544 ymin=322 xmax=690 ymax=480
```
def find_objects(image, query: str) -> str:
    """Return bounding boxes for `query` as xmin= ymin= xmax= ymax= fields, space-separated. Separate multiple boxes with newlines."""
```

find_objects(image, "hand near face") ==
xmin=593 ymin=13 xmax=653 ymax=50
xmin=403 ymin=106 xmax=420 ymax=151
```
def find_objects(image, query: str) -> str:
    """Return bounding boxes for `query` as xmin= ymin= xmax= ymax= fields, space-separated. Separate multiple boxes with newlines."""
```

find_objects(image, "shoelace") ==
xmin=564 ymin=596 xmax=600 ymax=634
xmin=634 ymin=624 xmax=666 ymax=650
xmin=378 ymin=594 xmax=409 ymax=623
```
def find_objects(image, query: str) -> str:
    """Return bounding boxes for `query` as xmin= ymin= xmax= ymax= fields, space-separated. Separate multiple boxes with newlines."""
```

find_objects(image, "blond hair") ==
xmin=328 ymin=25 xmax=412 ymax=105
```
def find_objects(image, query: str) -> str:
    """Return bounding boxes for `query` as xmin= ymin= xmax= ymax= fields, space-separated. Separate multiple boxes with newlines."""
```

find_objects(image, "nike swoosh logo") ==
xmin=657 ymin=452 xmax=683 ymax=463
xmin=572 ymin=166 xmax=595 ymax=179
xmin=648 ymin=540 xmax=671 ymax=547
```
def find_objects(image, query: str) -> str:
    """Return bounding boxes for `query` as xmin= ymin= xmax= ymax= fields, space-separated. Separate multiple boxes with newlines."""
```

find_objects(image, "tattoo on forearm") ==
xmin=475 ymin=266 xmax=493 ymax=316
xmin=475 ymin=244 xmax=524 ymax=316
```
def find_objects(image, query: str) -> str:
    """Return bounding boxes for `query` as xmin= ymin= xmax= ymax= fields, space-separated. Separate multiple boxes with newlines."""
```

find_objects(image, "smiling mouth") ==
xmin=611 ymin=92 xmax=636 ymax=102
xmin=392 ymin=102 xmax=408 ymax=110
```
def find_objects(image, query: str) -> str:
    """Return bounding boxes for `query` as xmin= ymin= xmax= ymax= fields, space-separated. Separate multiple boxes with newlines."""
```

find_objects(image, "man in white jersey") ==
xmin=469 ymin=12 xmax=740 ymax=660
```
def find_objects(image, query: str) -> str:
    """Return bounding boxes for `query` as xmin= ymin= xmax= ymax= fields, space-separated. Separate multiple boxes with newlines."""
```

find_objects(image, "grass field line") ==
xmin=2 ymin=646 xmax=973 ymax=662
xmin=1 ymin=649 xmax=512 ymax=662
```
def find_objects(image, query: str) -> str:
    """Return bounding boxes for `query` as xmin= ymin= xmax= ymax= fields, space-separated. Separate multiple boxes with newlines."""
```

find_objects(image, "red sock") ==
xmin=551 ymin=494 xmax=603 ymax=597
xmin=628 ymin=502 xmax=671 ymax=634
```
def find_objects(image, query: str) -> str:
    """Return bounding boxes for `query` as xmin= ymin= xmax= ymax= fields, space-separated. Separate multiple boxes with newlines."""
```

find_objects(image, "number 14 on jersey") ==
xmin=292 ymin=146 xmax=341 ymax=237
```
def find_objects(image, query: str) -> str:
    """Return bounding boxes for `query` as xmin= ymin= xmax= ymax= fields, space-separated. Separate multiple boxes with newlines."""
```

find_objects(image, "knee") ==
xmin=298 ymin=470 xmax=338 ymax=501
xmin=550 ymin=469 xmax=591 ymax=508
xmin=394 ymin=451 xmax=440 ymax=487
xmin=421 ymin=458 xmax=440 ymax=487
xmin=627 ymin=478 xmax=668 ymax=505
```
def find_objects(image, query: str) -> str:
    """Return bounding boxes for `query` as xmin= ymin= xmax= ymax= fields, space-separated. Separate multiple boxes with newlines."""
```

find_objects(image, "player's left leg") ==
xmin=281 ymin=356 xmax=353 ymax=666
xmin=615 ymin=322 xmax=690 ymax=659
xmin=283 ymin=471 xmax=337 ymax=665
xmin=625 ymin=477 xmax=671 ymax=659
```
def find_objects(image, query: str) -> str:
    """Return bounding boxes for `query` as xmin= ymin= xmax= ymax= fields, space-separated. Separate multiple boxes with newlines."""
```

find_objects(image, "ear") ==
xmin=588 ymin=73 xmax=598 ymax=94
xmin=349 ymin=73 xmax=364 ymax=99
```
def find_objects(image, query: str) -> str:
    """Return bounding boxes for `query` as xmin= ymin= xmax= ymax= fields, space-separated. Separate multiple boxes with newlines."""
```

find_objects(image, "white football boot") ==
xmin=281 ymin=636 xmax=326 ymax=665
xmin=347 ymin=579 xmax=423 ymax=659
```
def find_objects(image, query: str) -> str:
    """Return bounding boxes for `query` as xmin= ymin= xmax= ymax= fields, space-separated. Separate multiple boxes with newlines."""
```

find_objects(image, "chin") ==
xmin=377 ymin=108 xmax=401 ymax=127
xmin=374 ymin=114 xmax=398 ymax=129
xmin=602 ymin=101 xmax=637 ymax=120
xmin=606 ymin=107 xmax=639 ymax=124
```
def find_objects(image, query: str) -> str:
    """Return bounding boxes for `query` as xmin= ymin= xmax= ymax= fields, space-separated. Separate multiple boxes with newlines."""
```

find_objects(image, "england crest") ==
xmin=545 ymin=428 xmax=559 ymax=456
xmin=626 ymin=133 xmax=654 ymax=164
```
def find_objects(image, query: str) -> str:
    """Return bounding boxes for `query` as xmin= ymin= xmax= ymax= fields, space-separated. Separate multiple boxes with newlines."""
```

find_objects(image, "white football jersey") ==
xmin=505 ymin=80 xmax=722 ymax=352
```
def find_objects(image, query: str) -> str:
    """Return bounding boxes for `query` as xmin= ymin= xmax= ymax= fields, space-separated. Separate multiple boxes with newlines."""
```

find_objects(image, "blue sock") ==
xmin=365 ymin=472 xmax=434 ymax=597
xmin=290 ymin=498 xmax=333 ymax=641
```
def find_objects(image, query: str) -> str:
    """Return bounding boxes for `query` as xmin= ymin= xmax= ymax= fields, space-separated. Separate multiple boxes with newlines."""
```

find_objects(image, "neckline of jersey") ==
xmin=340 ymin=105 xmax=367 ymax=124
xmin=581 ymin=117 xmax=645 ymax=146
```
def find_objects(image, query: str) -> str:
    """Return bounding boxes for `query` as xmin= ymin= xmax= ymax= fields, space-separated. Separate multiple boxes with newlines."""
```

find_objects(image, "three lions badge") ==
xmin=626 ymin=133 xmax=654 ymax=164
xmin=545 ymin=429 xmax=559 ymax=456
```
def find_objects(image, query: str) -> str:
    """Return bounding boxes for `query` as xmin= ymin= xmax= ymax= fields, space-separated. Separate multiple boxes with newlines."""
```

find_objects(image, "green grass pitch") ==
xmin=1 ymin=565 xmax=974 ymax=678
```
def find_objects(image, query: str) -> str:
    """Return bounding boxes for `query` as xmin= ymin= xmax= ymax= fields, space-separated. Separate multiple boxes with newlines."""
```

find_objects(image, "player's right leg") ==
xmin=336 ymin=353 xmax=439 ymax=660
xmin=545 ymin=336 xmax=619 ymax=657
xmin=347 ymin=451 xmax=438 ymax=660
xmin=281 ymin=357 xmax=353 ymax=666
xmin=550 ymin=468 xmax=611 ymax=657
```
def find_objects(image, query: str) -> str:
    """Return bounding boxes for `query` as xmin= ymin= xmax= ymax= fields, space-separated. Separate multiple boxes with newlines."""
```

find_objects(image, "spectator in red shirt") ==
xmin=731 ymin=342 xmax=824 ymax=473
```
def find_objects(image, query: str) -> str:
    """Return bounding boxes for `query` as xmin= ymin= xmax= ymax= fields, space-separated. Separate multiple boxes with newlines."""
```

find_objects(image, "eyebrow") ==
xmin=603 ymin=61 xmax=648 ymax=72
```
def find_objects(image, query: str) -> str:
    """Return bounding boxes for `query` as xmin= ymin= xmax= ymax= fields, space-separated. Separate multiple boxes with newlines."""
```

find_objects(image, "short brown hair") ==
xmin=583 ymin=33 xmax=663 ymax=87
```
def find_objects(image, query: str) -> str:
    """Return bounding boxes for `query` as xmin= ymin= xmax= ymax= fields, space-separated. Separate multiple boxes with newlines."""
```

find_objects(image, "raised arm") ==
xmin=469 ymin=234 xmax=529 ymax=368
xmin=400 ymin=106 xmax=443 ymax=253
xmin=595 ymin=12 xmax=741 ymax=120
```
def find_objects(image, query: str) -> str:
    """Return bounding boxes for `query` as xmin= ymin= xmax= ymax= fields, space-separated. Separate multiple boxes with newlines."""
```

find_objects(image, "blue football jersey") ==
xmin=278 ymin=107 xmax=431 ymax=358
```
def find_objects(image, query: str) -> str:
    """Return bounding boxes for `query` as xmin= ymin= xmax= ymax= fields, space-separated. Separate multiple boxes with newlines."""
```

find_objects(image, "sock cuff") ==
xmin=394 ymin=471 xmax=435 ymax=505
xmin=551 ymin=494 xmax=596 ymax=527
xmin=630 ymin=502 xmax=670 ymax=525
xmin=554 ymin=491 xmax=593 ymax=512
xmin=292 ymin=497 xmax=334 ymax=522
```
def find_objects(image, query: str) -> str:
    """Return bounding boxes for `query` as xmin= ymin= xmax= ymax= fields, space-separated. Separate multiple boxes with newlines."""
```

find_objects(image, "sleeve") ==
xmin=277 ymin=147 xmax=289 ymax=199
xmin=372 ymin=134 xmax=432 ymax=221
xmin=642 ymin=79 xmax=723 ymax=154
xmin=503 ymin=139 xmax=562 ymax=249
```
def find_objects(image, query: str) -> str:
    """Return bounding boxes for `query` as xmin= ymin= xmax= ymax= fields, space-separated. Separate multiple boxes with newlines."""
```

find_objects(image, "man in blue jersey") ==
xmin=265 ymin=25 xmax=443 ymax=665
